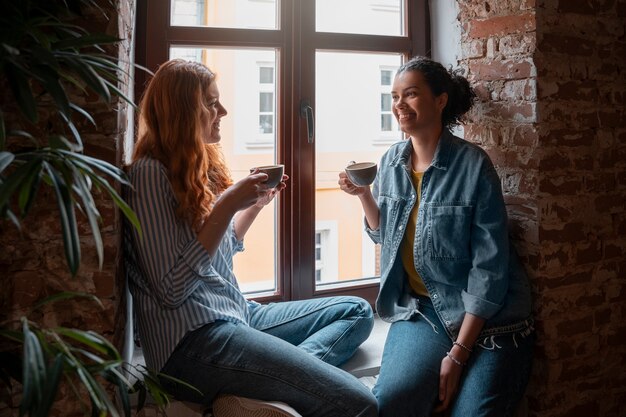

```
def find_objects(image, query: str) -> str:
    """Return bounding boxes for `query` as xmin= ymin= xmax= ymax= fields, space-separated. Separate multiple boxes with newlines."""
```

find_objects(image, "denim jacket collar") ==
xmin=389 ymin=129 xmax=453 ymax=171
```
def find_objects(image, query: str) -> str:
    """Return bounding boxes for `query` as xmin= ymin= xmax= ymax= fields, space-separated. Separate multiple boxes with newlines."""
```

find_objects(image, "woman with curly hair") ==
xmin=339 ymin=56 xmax=534 ymax=417
xmin=124 ymin=59 xmax=377 ymax=417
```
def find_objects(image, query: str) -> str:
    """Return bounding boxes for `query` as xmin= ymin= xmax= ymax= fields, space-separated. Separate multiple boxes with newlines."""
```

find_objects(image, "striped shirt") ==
xmin=123 ymin=157 xmax=250 ymax=372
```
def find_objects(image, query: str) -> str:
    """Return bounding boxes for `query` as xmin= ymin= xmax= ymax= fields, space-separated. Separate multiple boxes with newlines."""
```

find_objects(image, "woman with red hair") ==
xmin=124 ymin=59 xmax=377 ymax=417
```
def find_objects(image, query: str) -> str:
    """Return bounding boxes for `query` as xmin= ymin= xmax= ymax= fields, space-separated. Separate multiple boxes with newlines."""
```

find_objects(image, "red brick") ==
xmin=538 ymin=151 xmax=573 ymax=171
xmin=558 ymin=0 xmax=617 ymax=14
xmin=562 ymin=401 xmax=600 ymax=417
xmin=556 ymin=315 xmax=594 ymax=336
xmin=539 ymin=175 xmax=581 ymax=195
xmin=604 ymin=241 xmax=623 ymax=260
xmin=607 ymin=326 xmax=626 ymax=347
xmin=483 ymin=102 xmax=536 ymax=122
xmin=594 ymin=307 xmax=612 ymax=326
xmin=542 ymin=105 xmax=600 ymax=129
xmin=571 ymin=152 xmax=594 ymax=171
xmin=469 ymin=13 xmax=536 ymax=38
xmin=595 ymin=193 xmax=625 ymax=214
xmin=574 ymin=239 xmax=603 ymax=265
xmin=555 ymin=80 xmax=598 ymax=102
xmin=598 ymin=110 xmax=622 ymax=128
xmin=539 ymin=222 xmax=588 ymax=242
xmin=541 ymin=200 xmax=575 ymax=223
xmin=462 ymin=39 xmax=485 ymax=59
xmin=539 ymin=271 xmax=594 ymax=292
xmin=469 ymin=58 xmax=535 ymax=81
xmin=584 ymin=172 xmax=617 ymax=193
xmin=501 ymin=79 xmax=536 ymax=101
xmin=540 ymin=246 xmax=572 ymax=270
xmin=543 ymin=129 xmax=595 ymax=147
xmin=540 ymin=33 xmax=596 ymax=56
xmin=499 ymin=33 xmax=536 ymax=56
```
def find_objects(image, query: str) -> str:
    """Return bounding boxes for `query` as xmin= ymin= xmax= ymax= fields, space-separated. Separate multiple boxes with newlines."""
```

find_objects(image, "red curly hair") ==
xmin=133 ymin=59 xmax=232 ymax=229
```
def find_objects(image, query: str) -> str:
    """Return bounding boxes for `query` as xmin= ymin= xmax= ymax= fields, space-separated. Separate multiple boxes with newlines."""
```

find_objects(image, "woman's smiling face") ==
xmin=201 ymin=81 xmax=228 ymax=144
xmin=391 ymin=70 xmax=447 ymax=136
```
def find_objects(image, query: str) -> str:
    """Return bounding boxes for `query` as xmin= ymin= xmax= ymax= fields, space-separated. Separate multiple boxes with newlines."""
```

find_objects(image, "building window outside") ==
xmin=314 ymin=221 xmax=338 ymax=283
xmin=258 ymin=64 xmax=274 ymax=135
xmin=378 ymin=67 xmax=400 ymax=143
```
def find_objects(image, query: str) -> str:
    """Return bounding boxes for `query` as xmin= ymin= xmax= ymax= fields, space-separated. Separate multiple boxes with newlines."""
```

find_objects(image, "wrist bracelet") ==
xmin=453 ymin=341 xmax=473 ymax=353
xmin=446 ymin=351 xmax=465 ymax=367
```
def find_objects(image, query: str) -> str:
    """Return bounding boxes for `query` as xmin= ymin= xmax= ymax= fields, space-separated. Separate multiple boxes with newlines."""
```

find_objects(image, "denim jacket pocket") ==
xmin=427 ymin=204 xmax=473 ymax=260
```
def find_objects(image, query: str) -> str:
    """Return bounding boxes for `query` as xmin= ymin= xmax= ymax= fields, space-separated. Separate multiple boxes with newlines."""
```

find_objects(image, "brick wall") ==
xmin=458 ymin=0 xmax=626 ymax=416
xmin=0 ymin=1 xmax=135 ymax=416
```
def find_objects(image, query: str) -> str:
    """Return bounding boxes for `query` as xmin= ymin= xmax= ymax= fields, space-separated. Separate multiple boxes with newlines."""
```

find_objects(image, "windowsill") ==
xmin=130 ymin=314 xmax=390 ymax=379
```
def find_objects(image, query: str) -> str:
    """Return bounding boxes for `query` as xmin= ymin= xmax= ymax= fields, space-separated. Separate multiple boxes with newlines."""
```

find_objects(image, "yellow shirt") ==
xmin=400 ymin=170 xmax=429 ymax=296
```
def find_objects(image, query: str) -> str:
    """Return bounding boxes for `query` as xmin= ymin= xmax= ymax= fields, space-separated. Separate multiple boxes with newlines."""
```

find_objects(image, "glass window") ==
xmin=170 ymin=0 xmax=278 ymax=30
xmin=316 ymin=0 xmax=403 ymax=36
xmin=260 ymin=67 xmax=274 ymax=84
xmin=315 ymin=52 xmax=401 ymax=289
xmin=140 ymin=0 xmax=429 ymax=302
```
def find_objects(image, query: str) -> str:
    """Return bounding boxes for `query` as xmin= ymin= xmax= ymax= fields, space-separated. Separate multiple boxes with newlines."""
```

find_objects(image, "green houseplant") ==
xmin=0 ymin=1 xmax=191 ymax=415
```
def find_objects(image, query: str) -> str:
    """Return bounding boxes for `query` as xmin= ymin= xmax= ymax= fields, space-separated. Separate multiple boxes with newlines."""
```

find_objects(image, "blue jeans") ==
xmin=373 ymin=296 xmax=534 ymax=417
xmin=160 ymin=296 xmax=377 ymax=417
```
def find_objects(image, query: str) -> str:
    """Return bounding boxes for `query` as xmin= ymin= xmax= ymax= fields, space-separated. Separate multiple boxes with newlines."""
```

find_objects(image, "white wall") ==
xmin=429 ymin=0 xmax=461 ymax=69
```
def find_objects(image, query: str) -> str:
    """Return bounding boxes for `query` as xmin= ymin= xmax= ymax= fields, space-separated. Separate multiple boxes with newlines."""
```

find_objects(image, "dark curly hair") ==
xmin=396 ymin=56 xmax=476 ymax=131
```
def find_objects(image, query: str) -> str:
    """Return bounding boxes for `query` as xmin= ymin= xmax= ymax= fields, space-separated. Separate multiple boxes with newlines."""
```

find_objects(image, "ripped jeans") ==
xmin=374 ymin=295 xmax=534 ymax=417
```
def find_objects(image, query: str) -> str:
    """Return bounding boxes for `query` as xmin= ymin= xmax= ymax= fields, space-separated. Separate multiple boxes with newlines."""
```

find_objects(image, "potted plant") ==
xmin=0 ymin=1 xmax=185 ymax=415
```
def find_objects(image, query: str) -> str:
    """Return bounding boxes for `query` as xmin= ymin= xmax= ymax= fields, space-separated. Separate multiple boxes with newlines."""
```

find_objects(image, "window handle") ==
xmin=300 ymin=100 xmax=314 ymax=144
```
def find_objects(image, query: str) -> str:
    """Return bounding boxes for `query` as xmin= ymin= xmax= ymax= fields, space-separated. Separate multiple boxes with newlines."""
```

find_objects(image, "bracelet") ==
xmin=446 ymin=351 xmax=465 ymax=367
xmin=453 ymin=341 xmax=473 ymax=353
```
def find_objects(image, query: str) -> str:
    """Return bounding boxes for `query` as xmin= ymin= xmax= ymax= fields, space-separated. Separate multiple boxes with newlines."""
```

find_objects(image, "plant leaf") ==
xmin=21 ymin=320 xmax=45 ymax=416
xmin=0 ymin=157 xmax=40 ymax=213
xmin=37 ymin=354 xmax=65 ymax=417
xmin=72 ymin=169 xmax=103 ymax=269
xmin=32 ymin=291 xmax=104 ymax=311
xmin=4 ymin=62 xmax=38 ymax=123
xmin=0 ymin=151 xmax=15 ymax=174
xmin=69 ymin=103 xmax=95 ymax=125
xmin=43 ymin=161 xmax=80 ymax=276
xmin=54 ymin=328 xmax=119 ymax=360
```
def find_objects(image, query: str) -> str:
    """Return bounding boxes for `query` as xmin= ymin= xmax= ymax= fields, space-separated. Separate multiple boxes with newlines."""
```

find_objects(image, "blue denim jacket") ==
xmin=367 ymin=130 xmax=533 ymax=340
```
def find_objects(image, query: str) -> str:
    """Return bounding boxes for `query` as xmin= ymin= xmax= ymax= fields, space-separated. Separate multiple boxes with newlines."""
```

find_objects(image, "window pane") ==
xmin=381 ymin=93 xmax=391 ymax=112
xmin=170 ymin=46 xmax=279 ymax=295
xmin=381 ymin=114 xmax=393 ymax=131
xmin=259 ymin=92 xmax=273 ymax=112
xmin=259 ymin=115 xmax=273 ymax=133
xmin=171 ymin=0 xmax=277 ymax=30
xmin=260 ymin=67 xmax=274 ymax=83
xmin=316 ymin=0 xmax=404 ymax=36
xmin=381 ymin=70 xmax=393 ymax=86
xmin=315 ymin=51 xmax=402 ymax=288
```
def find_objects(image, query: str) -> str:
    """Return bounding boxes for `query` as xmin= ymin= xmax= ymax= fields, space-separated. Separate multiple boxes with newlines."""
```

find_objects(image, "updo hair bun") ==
xmin=444 ymin=67 xmax=476 ymax=129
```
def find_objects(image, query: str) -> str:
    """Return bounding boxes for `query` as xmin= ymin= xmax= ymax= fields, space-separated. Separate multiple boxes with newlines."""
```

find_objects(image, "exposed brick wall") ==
xmin=0 ymin=1 xmax=135 ymax=416
xmin=458 ymin=0 xmax=626 ymax=416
